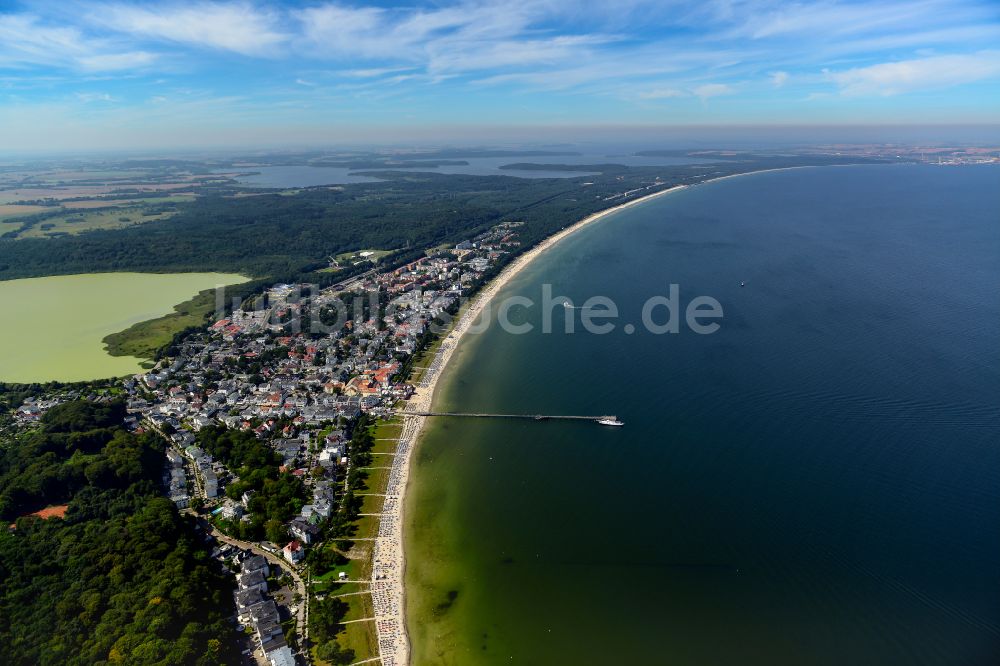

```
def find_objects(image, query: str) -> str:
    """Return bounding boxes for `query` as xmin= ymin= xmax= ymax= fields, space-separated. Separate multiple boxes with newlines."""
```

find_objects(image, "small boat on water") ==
xmin=597 ymin=417 xmax=624 ymax=427
xmin=740 ymin=280 xmax=745 ymax=287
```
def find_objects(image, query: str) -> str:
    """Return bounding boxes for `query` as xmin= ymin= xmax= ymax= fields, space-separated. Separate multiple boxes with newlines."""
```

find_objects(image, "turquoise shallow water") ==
xmin=406 ymin=165 xmax=1000 ymax=665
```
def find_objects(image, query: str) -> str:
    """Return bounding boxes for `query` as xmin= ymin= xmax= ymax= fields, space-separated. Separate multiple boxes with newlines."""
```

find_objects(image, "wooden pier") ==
xmin=406 ymin=411 xmax=617 ymax=423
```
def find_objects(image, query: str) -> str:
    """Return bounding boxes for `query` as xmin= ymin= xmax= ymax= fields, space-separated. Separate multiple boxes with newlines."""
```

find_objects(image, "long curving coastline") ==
xmin=370 ymin=168 xmax=806 ymax=665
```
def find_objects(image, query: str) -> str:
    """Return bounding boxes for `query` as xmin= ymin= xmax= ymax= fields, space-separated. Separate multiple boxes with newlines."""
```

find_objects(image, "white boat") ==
xmin=597 ymin=418 xmax=624 ymax=426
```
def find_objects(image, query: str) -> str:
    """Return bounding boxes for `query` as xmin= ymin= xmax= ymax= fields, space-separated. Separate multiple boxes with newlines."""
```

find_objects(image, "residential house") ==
xmin=238 ymin=570 xmax=268 ymax=593
xmin=282 ymin=540 xmax=305 ymax=564
xmin=236 ymin=587 xmax=264 ymax=615
xmin=243 ymin=554 xmax=270 ymax=578
xmin=289 ymin=518 xmax=320 ymax=545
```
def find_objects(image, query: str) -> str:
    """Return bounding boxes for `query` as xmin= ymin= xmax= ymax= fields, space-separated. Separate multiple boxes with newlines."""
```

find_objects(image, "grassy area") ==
xmin=17 ymin=207 xmax=178 ymax=239
xmin=315 ymin=559 xmax=361 ymax=584
xmin=314 ymin=576 xmax=370 ymax=596
xmin=61 ymin=195 xmax=196 ymax=209
xmin=371 ymin=420 xmax=404 ymax=440
xmin=102 ymin=285 xmax=229 ymax=360
xmin=319 ymin=247 xmax=393 ymax=274
xmin=358 ymin=464 xmax=391 ymax=499
xmin=0 ymin=219 xmax=25 ymax=235
xmin=427 ymin=242 xmax=453 ymax=255
xmin=408 ymin=337 xmax=444 ymax=385
xmin=342 ymin=593 xmax=375 ymax=622
xmin=319 ymin=573 xmax=367 ymax=591
xmin=336 ymin=248 xmax=394 ymax=264
xmin=322 ymin=594 xmax=376 ymax=663
xmin=340 ymin=619 xmax=379 ymax=664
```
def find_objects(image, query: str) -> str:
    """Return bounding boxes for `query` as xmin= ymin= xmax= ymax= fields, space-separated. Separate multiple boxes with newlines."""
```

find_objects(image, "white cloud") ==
xmin=638 ymin=88 xmax=687 ymax=99
xmin=3 ymin=0 xmax=1000 ymax=129
xmin=293 ymin=2 xmax=615 ymax=77
xmin=94 ymin=2 xmax=288 ymax=56
xmin=78 ymin=51 xmax=157 ymax=71
xmin=827 ymin=50 xmax=1000 ymax=96
xmin=294 ymin=5 xmax=386 ymax=57
xmin=0 ymin=12 xmax=155 ymax=72
xmin=719 ymin=0 xmax=989 ymax=41
xmin=692 ymin=83 xmax=735 ymax=99
xmin=76 ymin=91 xmax=116 ymax=102
xmin=344 ymin=67 xmax=417 ymax=78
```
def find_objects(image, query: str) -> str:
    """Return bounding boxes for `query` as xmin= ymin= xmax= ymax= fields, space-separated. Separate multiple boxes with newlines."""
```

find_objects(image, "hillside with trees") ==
xmin=0 ymin=401 xmax=237 ymax=666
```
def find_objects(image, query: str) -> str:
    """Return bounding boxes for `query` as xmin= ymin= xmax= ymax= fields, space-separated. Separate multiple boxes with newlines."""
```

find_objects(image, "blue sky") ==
xmin=1 ymin=0 xmax=999 ymax=150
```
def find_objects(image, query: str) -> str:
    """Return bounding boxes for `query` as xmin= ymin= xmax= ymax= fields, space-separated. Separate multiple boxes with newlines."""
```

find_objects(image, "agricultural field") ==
xmin=0 ymin=204 xmax=51 ymax=220
xmin=61 ymin=195 xmax=196 ymax=209
xmin=16 ymin=207 xmax=179 ymax=239
xmin=0 ymin=186 xmax=125 ymax=203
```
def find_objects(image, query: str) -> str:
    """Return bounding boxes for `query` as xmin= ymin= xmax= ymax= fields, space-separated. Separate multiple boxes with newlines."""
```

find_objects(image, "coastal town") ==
xmin=9 ymin=221 xmax=524 ymax=665
xmin=3 ymin=0 xmax=998 ymax=661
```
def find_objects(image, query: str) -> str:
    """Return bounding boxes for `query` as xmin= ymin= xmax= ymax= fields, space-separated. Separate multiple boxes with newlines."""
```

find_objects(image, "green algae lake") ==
xmin=0 ymin=272 xmax=247 ymax=383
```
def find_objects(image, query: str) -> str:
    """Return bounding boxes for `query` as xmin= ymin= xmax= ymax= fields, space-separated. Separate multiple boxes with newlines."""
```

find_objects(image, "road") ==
xmin=145 ymin=419 xmax=206 ymax=499
xmin=202 ymin=522 xmax=311 ymax=662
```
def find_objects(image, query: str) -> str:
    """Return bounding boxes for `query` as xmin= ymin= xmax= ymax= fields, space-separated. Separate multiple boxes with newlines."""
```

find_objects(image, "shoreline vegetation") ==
xmin=382 ymin=168 xmax=802 ymax=665
xmin=102 ymin=276 xmax=257 ymax=361
xmin=0 ymin=272 xmax=249 ymax=385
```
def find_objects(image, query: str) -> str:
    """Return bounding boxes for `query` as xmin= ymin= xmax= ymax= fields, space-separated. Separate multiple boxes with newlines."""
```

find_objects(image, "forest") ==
xmin=0 ymin=166 xmax=721 ymax=282
xmin=0 ymin=401 xmax=237 ymax=665
xmin=197 ymin=425 xmax=308 ymax=543
xmin=0 ymin=156 xmax=895 ymax=287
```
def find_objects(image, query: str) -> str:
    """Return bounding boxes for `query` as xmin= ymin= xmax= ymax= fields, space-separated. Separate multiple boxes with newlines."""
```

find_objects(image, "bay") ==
xmin=405 ymin=165 xmax=1000 ymax=665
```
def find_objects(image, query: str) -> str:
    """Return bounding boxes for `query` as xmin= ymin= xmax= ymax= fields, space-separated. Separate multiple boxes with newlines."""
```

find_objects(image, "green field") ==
xmin=62 ymin=195 xmax=196 ymax=209
xmin=0 ymin=219 xmax=24 ymax=235
xmin=17 ymin=207 xmax=178 ymax=239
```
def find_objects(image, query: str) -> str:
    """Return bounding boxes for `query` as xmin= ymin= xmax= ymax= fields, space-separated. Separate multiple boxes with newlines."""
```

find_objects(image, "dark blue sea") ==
xmin=406 ymin=164 xmax=1000 ymax=665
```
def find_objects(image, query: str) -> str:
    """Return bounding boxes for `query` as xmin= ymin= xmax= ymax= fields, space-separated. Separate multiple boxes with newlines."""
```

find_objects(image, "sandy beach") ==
xmin=369 ymin=166 xmax=815 ymax=665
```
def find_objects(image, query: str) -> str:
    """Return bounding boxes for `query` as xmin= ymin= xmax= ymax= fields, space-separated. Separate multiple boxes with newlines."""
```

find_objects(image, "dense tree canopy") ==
xmin=0 ymin=401 xmax=238 ymax=665
xmin=0 ymin=167 xmax=699 ymax=282
xmin=197 ymin=426 xmax=307 ymax=541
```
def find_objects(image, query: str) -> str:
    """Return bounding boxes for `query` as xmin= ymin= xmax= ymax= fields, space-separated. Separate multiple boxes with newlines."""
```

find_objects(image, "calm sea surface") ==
xmin=219 ymin=154 xmax=711 ymax=187
xmin=405 ymin=165 xmax=1000 ymax=665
